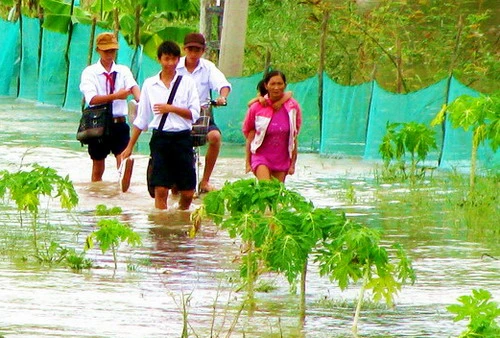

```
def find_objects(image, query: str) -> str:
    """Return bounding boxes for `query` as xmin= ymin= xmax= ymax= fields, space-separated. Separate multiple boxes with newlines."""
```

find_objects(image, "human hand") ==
xmin=288 ymin=163 xmax=295 ymax=176
xmin=120 ymin=147 xmax=132 ymax=161
xmin=215 ymin=96 xmax=227 ymax=106
xmin=245 ymin=162 xmax=252 ymax=174
xmin=115 ymin=88 xmax=132 ymax=100
xmin=153 ymin=103 xmax=172 ymax=114
xmin=272 ymin=101 xmax=283 ymax=110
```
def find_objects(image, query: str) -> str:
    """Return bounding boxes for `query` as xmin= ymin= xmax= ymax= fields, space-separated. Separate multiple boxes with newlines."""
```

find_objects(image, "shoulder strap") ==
xmin=158 ymin=75 xmax=183 ymax=131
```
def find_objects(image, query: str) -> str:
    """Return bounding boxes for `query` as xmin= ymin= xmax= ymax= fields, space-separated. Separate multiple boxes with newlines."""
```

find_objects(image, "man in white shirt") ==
xmin=121 ymin=41 xmax=200 ymax=210
xmin=176 ymin=33 xmax=232 ymax=193
xmin=79 ymin=32 xmax=140 ymax=186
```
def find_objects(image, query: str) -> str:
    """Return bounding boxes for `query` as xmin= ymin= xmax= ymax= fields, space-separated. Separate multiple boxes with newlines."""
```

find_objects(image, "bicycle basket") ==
xmin=191 ymin=105 xmax=211 ymax=147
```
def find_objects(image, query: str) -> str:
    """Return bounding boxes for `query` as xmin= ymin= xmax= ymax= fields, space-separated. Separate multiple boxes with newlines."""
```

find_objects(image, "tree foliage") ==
xmin=245 ymin=0 xmax=499 ymax=93
xmin=1 ymin=0 xmax=497 ymax=92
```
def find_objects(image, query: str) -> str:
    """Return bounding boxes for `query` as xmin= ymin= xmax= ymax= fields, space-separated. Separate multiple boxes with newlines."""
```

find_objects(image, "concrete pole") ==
xmin=218 ymin=0 xmax=249 ymax=77
xmin=199 ymin=0 xmax=209 ymax=37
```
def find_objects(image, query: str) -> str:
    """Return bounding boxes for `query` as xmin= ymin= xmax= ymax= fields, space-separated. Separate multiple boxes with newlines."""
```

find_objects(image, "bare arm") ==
xmin=89 ymin=88 xmax=133 ymax=105
xmin=121 ymin=126 xmax=143 ymax=160
xmin=153 ymin=104 xmax=193 ymax=120
xmin=131 ymin=85 xmax=141 ymax=102
xmin=215 ymin=86 xmax=231 ymax=106
xmin=272 ymin=91 xmax=293 ymax=110
xmin=247 ymin=97 xmax=259 ymax=107
xmin=288 ymin=138 xmax=298 ymax=175
xmin=245 ymin=130 xmax=256 ymax=174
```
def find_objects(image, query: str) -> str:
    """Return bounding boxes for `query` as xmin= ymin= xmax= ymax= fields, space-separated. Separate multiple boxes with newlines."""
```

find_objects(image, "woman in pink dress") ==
xmin=242 ymin=70 xmax=302 ymax=182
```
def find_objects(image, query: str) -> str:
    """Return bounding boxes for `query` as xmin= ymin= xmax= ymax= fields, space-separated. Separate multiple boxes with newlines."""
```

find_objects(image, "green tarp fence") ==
xmin=0 ymin=17 xmax=497 ymax=169
xmin=0 ymin=19 xmax=19 ymax=96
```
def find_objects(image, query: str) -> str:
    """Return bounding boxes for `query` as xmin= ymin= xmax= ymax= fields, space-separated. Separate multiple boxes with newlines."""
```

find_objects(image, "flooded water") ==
xmin=0 ymin=97 xmax=499 ymax=337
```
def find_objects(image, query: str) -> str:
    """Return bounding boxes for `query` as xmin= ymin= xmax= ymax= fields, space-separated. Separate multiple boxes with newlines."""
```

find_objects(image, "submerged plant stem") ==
xmin=300 ymin=260 xmax=307 ymax=326
xmin=352 ymin=267 xmax=370 ymax=337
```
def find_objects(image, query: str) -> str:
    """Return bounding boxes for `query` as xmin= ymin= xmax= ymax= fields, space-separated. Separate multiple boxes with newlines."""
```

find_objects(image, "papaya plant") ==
xmin=197 ymin=178 xmax=415 ymax=335
xmin=95 ymin=203 xmax=122 ymax=216
xmin=447 ymin=288 xmax=500 ymax=338
xmin=0 ymin=164 xmax=79 ymax=261
xmin=85 ymin=218 xmax=142 ymax=270
xmin=432 ymin=91 xmax=499 ymax=192
xmin=379 ymin=121 xmax=438 ymax=182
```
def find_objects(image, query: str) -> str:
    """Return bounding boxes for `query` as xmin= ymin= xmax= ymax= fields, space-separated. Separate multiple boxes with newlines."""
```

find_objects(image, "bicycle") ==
xmin=192 ymin=99 xmax=225 ymax=195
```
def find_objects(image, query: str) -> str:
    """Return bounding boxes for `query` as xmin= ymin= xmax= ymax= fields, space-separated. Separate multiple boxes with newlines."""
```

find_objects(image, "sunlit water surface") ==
xmin=0 ymin=98 xmax=498 ymax=337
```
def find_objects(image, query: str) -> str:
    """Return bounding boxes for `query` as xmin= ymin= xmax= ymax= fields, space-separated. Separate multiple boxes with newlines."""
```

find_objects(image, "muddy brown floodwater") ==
xmin=0 ymin=97 xmax=498 ymax=337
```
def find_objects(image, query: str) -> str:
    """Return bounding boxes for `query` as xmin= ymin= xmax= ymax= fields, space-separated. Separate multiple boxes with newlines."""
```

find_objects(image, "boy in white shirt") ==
xmin=79 ymin=32 xmax=140 ymax=186
xmin=121 ymin=41 xmax=200 ymax=210
xmin=176 ymin=33 xmax=232 ymax=193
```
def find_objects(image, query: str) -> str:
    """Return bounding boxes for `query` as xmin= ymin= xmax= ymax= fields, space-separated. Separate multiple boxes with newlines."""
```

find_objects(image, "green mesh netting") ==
xmin=321 ymin=76 xmax=372 ymax=156
xmin=363 ymin=79 xmax=448 ymax=161
xmin=440 ymin=77 xmax=499 ymax=170
xmin=19 ymin=16 xmax=40 ymax=100
xmin=0 ymin=19 xmax=19 ymax=96
xmin=1 ymin=17 xmax=497 ymax=169
xmin=64 ymin=23 xmax=93 ymax=111
xmin=38 ymin=29 xmax=68 ymax=105
xmin=288 ymin=76 xmax=321 ymax=152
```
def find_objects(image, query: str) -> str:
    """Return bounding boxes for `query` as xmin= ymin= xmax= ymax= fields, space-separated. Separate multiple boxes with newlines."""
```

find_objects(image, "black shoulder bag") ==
xmin=147 ymin=75 xmax=183 ymax=198
xmin=76 ymin=72 xmax=117 ymax=145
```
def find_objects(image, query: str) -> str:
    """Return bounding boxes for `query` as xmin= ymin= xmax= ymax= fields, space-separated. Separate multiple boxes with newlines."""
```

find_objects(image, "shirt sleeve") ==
xmin=242 ymin=104 xmax=257 ymax=137
xmin=133 ymin=79 xmax=152 ymax=131
xmin=79 ymin=67 xmax=97 ymax=106
xmin=121 ymin=66 xmax=139 ymax=90
xmin=208 ymin=62 xmax=231 ymax=94
xmin=185 ymin=77 xmax=200 ymax=122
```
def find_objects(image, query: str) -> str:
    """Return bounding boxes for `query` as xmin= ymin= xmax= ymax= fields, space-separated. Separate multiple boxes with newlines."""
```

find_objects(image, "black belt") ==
xmin=112 ymin=116 xmax=126 ymax=123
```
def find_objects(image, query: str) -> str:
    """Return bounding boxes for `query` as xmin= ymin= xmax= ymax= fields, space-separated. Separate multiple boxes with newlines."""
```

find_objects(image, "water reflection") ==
xmin=0 ymin=97 xmax=499 ymax=337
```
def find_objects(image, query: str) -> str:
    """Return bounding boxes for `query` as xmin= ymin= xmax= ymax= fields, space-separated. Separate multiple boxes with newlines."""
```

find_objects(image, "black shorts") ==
xmin=88 ymin=121 xmax=130 ymax=160
xmin=207 ymin=116 xmax=220 ymax=134
xmin=149 ymin=129 xmax=196 ymax=191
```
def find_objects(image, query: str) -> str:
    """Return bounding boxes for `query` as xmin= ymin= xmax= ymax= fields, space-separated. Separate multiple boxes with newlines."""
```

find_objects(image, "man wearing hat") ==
xmin=80 ymin=32 xmax=140 ymax=191
xmin=176 ymin=32 xmax=232 ymax=193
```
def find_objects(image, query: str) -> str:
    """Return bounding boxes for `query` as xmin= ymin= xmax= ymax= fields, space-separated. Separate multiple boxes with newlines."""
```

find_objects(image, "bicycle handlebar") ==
xmin=207 ymin=99 xmax=227 ymax=107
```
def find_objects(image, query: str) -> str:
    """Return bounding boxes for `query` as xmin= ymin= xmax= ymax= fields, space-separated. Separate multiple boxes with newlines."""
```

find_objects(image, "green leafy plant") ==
xmin=197 ymin=178 xmax=415 ymax=335
xmin=447 ymin=288 xmax=500 ymax=338
xmin=316 ymin=230 xmax=416 ymax=336
xmin=379 ymin=121 xmax=438 ymax=182
xmin=433 ymin=91 xmax=499 ymax=193
xmin=65 ymin=248 xmax=93 ymax=270
xmin=0 ymin=164 xmax=79 ymax=259
xmin=85 ymin=218 xmax=142 ymax=270
xmin=95 ymin=204 xmax=122 ymax=216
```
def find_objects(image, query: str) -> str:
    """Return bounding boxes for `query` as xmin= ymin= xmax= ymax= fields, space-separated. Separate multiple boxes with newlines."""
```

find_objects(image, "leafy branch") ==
xmin=197 ymin=178 xmax=415 ymax=334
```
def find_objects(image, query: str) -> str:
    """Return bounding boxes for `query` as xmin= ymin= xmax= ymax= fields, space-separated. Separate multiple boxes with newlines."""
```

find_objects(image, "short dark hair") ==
xmin=263 ymin=70 xmax=287 ymax=86
xmin=157 ymin=41 xmax=181 ymax=59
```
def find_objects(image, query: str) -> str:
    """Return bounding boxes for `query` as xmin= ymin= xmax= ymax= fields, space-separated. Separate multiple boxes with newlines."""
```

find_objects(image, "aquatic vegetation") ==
xmin=85 ymin=218 xmax=142 ymax=270
xmin=0 ymin=163 xmax=78 ymax=215
xmin=0 ymin=164 xmax=79 ymax=262
xmin=65 ymin=248 xmax=93 ymax=270
xmin=379 ymin=121 xmax=438 ymax=182
xmin=432 ymin=91 xmax=500 ymax=194
xmin=447 ymin=288 xmax=500 ymax=338
xmin=95 ymin=204 xmax=123 ymax=216
xmin=197 ymin=178 xmax=416 ymax=336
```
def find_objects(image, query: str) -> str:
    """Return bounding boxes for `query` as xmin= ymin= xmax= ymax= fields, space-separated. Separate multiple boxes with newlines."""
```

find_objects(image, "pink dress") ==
xmin=251 ymin=106 xmax=291 ymax=172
